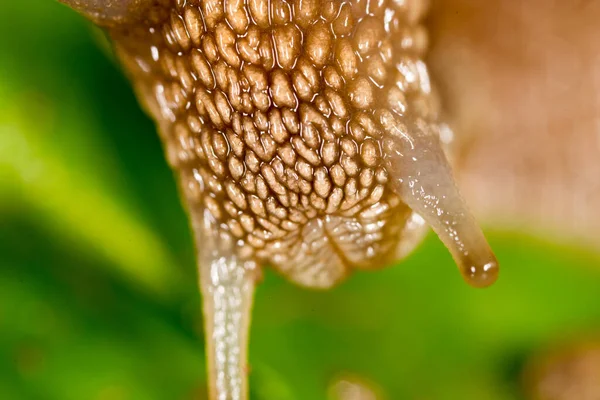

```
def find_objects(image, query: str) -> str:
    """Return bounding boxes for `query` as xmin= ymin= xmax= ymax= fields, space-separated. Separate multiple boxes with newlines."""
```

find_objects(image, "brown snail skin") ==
xmin=56 ymin=0 xmax=498 ymax=398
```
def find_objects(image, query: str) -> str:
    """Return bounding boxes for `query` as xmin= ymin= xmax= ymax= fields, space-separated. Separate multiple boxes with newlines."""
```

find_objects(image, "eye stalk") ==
xmin=56 ymin=0 xmax=150 ymax=26
xmin=384 ymin=118 xmax=499 ymax=288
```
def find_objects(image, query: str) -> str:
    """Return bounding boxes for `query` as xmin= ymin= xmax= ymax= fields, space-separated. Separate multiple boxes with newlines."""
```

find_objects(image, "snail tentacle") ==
xmin=384 ymin=119 xmax=498 ymax=288
xmin=194 ymin=211 xmax=256 ymax=400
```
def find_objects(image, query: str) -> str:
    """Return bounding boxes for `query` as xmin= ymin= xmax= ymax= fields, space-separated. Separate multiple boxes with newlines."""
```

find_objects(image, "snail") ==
xmin=55 ymin=0 xmax=500 ymax=398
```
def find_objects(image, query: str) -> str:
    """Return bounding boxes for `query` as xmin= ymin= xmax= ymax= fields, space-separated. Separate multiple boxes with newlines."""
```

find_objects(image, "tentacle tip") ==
xmin=461 ymin=257 xmax=499 ymax=288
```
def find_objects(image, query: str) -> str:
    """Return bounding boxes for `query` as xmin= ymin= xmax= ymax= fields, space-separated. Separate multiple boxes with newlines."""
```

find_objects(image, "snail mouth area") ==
xmin=262 ymin=208 xmax=419 ymax=290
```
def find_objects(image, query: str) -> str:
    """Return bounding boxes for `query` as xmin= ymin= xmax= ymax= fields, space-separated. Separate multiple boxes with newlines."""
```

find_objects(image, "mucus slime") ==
xmin=56 ymin=0 xmax=499 ymax=398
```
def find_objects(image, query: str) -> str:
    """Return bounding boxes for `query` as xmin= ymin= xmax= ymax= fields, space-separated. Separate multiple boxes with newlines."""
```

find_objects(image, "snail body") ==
xmin=57 ymin=0 xmax=498 ymax=398
xmin=110 ymin=0 xmax=436 ymax=289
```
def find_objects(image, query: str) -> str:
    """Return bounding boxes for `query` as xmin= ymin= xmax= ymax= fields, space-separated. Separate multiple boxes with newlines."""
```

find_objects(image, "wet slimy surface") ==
xmin=56 ymin=0 xmax=499 ymax=398
xmin=384 ymin=118 xmax=498 ymax=287
xmin=108 ymin=0 xmax=435 ymax=289
xmin=97 ymin=0 xmax=497 ymax=289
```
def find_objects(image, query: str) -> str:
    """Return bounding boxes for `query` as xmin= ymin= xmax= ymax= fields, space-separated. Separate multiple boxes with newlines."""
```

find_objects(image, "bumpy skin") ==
xmin=110 ymin=0 xmax=435 ymax=288
xmin=57 ymin=0 xmax=498 ymax=398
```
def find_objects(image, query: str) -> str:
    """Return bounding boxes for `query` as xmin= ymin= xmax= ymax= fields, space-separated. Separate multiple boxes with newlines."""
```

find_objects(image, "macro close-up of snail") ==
xmin=56 ymin=0 xmax=498 ymax=397
xmin=2 ymin=0 xmax=600 ymax=399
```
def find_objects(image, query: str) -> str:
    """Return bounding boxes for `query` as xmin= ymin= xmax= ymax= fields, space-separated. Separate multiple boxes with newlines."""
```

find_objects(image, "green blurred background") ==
xmin=1 ymin=1 xmax=599 ymax=399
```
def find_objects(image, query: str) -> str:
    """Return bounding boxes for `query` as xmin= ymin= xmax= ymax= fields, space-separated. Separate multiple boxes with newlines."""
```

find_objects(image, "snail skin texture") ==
xmin=57 ymin=0 xmax=498 ymax=398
